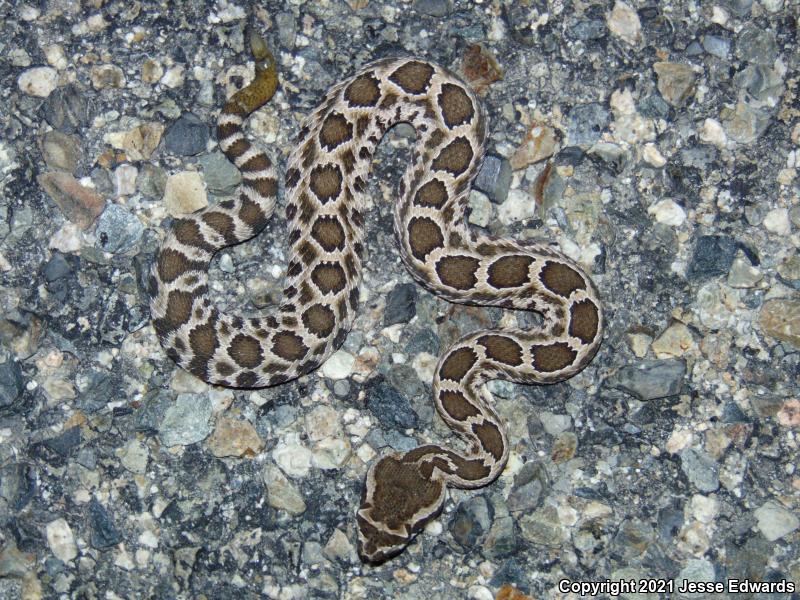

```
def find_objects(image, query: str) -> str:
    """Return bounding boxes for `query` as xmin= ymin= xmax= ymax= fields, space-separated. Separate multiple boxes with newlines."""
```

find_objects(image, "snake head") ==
xmin=357 ymin=453 xmax=446 ymax=563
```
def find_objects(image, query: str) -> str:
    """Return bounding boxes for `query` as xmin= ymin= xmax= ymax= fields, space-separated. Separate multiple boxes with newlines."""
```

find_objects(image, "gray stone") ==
xmin=680 ymin=448 xmax=719 ymax=492
xmin=654 ymin=62 xmax=696 ymax=107
xmin=566 ymin=103 xmax=610 ymax=147
xmin=519 ymin=504 xmax=563 ymax=546
xmin=197 ymin=151 xmax=241 ymax=195
xmin=42 ymin=84 xmax=91 ymax=134
xmin=404 ymin=328 xmax=440 ymax=356
xmin=610 ymin=359 xmax=686 ymax=401
xmin=569 ymin=20 xmax=606 ymax=41
xmin=474 ymin=154 xmax=512 ymax=204
xmin=507 ymin=461 xmax=548 ymax=513
xmin=275 ymin=12 xmax=297 ymax=48
xmin=384 ymin=283 xmax=417 ymax=326
xmin=484 ymin=515 xmax=518 ymax=558
xmin=40 ymin=426 xmax=81 ymax=458
xmin=686 ymin=235 xmax=738 ymax=281
xmin=94 ymin=204 xmax=144 ymax=254
xmin=449 ymin=495 xmax=492 ymax=548
xmin=413 ymin=0 xmax=451 ymax=17
xmin=702 ymin=35 xmax=730 ymax=60
xmin=736 ymin=24 xmax=778 ymax=66
xmin=158 ymin=393 xmax=213 ymax=446
xmin=365 ymin=378 xmax=418 ymax=430
xmin=164 ymin=113 xmax=209 ymax=156
xmin=753 ymin=501 xmax=799 ymax=541
xmin=675 ymin=559 xmax=716 ymax=598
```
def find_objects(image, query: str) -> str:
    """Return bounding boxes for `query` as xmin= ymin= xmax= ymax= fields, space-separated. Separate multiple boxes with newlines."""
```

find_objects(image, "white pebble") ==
xmin=699 ymin=118 xmax=727 ymax=149
xmin=17 ymin=66 xmax=58 ymax=97
xmin=763 ymin=208 xmax=790 ymax=235
xmin=648 ymin=199 xmax=686 ymax=226
xmin=320 ymin=349 xmax=355 ymax=379
xmin=272 ymin=435 xmax=313 ymax=478
xmin=114 ymin=164 xmax=138 ymax=197
xmin=468 ymin=586 xmax=494 ymax=600
xmin=163 ymin=171 xmax=208 ymax=216
xmin=690 ymin=494 xmax=719 ymax=524
xmin=497 ymin=189 xmax=535 ymax=225
xmin=46 ymin=518 xmax=77 ymax=562
xmin=643 ymin=143 xmax=666 ymax=167
xmin=606 ymin=1 xmax=641 ymax=45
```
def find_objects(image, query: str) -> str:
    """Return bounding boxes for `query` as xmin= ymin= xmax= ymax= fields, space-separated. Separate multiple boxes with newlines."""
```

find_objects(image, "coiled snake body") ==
xmin=149 ymin=42 xmax=603 ymax=562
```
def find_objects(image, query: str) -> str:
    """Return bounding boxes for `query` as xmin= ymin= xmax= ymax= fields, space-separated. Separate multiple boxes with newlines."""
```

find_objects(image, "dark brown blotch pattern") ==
xmin=309 ymin=163 xmax=343 ymax=203
xmin=472 ymin=421 xmax=504 ymax=461
xmin=478 ymin=335 xmax=523 ymax=366
xmin=440 ymin=347 xmax=478 ymax=381
xmin=345 ymin=72 xmax=382 ymax=107
xmin=438 ymin=83 xmax=474 ymax=128
xmin=311 ymin=262 xmax=347 ymax=294
xmin=435 ymin=255 xmax=479 ymax=290
xmin=439 ymin=390 xmax=480 ymax=421
xmin=319 ymin=112 xmax=353 ymax=150
xmin=302 ymin=303 xmax=336 ymax=338
xmin=227 ymin=333 xmax=263 ymax=369
xmin=540 ymin=261 xmax=585 ymax=297
xmin=413 ymin=179 xmax=448 ymax=208
xmin=389 ymin=61 xmax=435 ymax=94
xmin=311 ymin=215 xmax=346 ymax=251
xmin=271 ymin=331 xmax=308 ymax=362
xmin=569 ymin=298 xmax=600 ymax=344
xmin=487 ymin=255 xmax=533 ymax=289
xmin=431 ymin=136 xmax=474 ymax=177
xmin=531 ymin=342 xmax=577 ymax=372
xmin=407 ymin=216 xmax=444 ymax=261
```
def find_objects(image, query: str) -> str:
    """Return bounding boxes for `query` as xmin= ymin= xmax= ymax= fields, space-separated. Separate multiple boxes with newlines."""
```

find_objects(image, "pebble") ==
xmin=474 ymin=154 xmax=512 ymax=203
xmin=262 ymin=464 xmax=306 ymax=515
xmin=754 ymin=501 xmax=799 ymax=541
xmin=41 ymin=131 xmax=81 ymax=173
xmin=365 ymin=378 xmax=418 ymax=430
xmin=163 ymin=171 xmax=208 ymax=216
xmin=320 ymin=350 xmax=355 ymax=379
xmin=38 ymin=172 xmax=106 ymax=229
xmin=777 ymin=254 xmax=800 ymax=289
xmin=323 ymin=528 xmax=357 ymax=563
xmin=495 ymin=585 xmax=534 ymax=600
xmin=158 ymin=393 xmax=213 ymax=446
xmin=722 ymin=102 xmax=770 ymax=145
xmin=413 ymin=0 xmax=451 ymax=17
xmin=497 ymin=189 xmax=536 ymax=225
xmin=272 ymin=435 xmax=313 ymax=478
xmin=450 ymin=495 xmax=492 ymax=548
xmin=88 ymin=499 xmax=122 ymax=550
xmin=551 ymin=432 xmax=577 ymax=463
xmin=118 ymin=439 xmax=149 ymax=474
xmin=735 ymin=24 xmax=778 ymax=66
xmin=90 ymin=64 xmax=125 ymax=89
xmin=114 ymin=164 xmax=138 ymax=197
xmin=680 ymin=448 xmax=719 ymax=493
xmin=675 ymin=559 xmax=716 ymax=598
xmin=702 ymin=35 xmax=730 ymax=60
xmin=518 ymin=504 xmax=563 ymax=546
xmin=686 ymin=235 xmax=738 ymax=281
xmin=46 ymin=518 xmax=77 ymax=562
xmin=510 ymin=122 xmax=558 ymax=170
xmin=0 ymin=360 xmax=24 ymax=410
xmin=17 ymin=66 xmax=58 ymax=97
xmin=651 ymin=322 xmax=695 ymax=358
xmin=384 ymin=283 xmax=417 ymax=326
xmin=197 ymin=151 xmax=241 ymax=195
xmin=606 ymin=1 xmax=641 ymax=46
xmin=642 ymin=144 xmax=666 ymax=167
xmin=207 ymin=417 xmax=264 ymax=458
xmin=698 ymin=118 xmax=727 ymax=149
xmin=648 ymin=199 xmax=686 ymax=226
xmin=758 ymin=298 xmax=800 ymax=348
xmin=610 ymin=359 xmax=686 ymax=401
xmin=44 ymin=253 xmax=72 ymax=280
xmin=726 ymin=254 xmax=762 ymax=288
xmin=762 ymin=208 xmax=790 ymax=235
xmin=566 ymin=103 xmax=610 ymax=147
xmin=164 ymin=114 xmax=210 ymax=156
xmin=94 ymin=204 xmax=145 ymax=254
xmin=468 ymin=191 xmax=493 ymax=227
xmin=104 ymin=122 xmax=164 ymax=161
xmin=653 ymin=62 xmax=696 ymax=107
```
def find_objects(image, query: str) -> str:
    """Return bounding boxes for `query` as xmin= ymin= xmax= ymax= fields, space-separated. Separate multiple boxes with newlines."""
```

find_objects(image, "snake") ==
xmin=148 ymin=34 xmax=603 ymax=563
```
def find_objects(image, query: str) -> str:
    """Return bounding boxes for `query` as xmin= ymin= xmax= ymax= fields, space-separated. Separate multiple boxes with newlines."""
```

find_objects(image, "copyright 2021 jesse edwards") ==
xmin=557 ymin=577 xmax=796 ymax=596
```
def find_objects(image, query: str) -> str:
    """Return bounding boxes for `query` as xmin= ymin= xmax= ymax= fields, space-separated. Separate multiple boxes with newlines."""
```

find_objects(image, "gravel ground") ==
xmin=2 ymin=1 xmax=799 ymax=599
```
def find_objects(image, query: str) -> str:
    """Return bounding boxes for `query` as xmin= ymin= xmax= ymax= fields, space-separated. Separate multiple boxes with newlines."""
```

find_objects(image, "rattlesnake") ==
xmin=148 ymin=37 xmax=603 ymax=563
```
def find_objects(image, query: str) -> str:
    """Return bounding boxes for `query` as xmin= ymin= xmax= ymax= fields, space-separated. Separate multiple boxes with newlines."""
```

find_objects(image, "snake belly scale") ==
xmin=148 ymin=44 xmax=603 ymax=563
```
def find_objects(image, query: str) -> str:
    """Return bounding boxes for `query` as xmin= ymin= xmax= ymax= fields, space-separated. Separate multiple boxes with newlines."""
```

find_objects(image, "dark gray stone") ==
xmin=474 ymin=154 xmax=512 ymax=204
xmin=566 ymin=103 xmax=610 ymax=147
xmin=449 ymin=495 xmax=492 ymax=549
xmin=404 ymin=328 xmax=440 ymax=356
xmin=365 ymin=378 xmax=418 ymax=430
xmin=736 ymin=24 xmax=777 ymax=66
xmin=275 ymin=12 xmax=297 ymax=48
xmin=569 ymin=20 xmax=606 ymax=41
xmin=384 ymin=283 xmax=417 ymax=326
xmin=0 ymin=361 xmax=24 ymax=410
xmin=687 ymin=235 xmax=738 ymax=281
xmin=42 ymin=84 xmax=90 ymax=133
xmin=638 ymin=94 xmax=671 ymax=119
xmin=40 ymin=426 xmax=81 ymax=458
xmin=610 ymin=359 xmax=686 ymax=401
xmin=43 ymin=253 xmax=72 ymax=282
xmin=507 ymin=461 xmax=548 ymax=513
xmin=197 ymin=151 xmax=240 ymax=195
xmin=702 ymin=35 xmax=730 ymax=59
xmin=164 ymin=113 xmax=209 ymax=156
xmin=88 ymin=499 xmax=122 ymax=549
